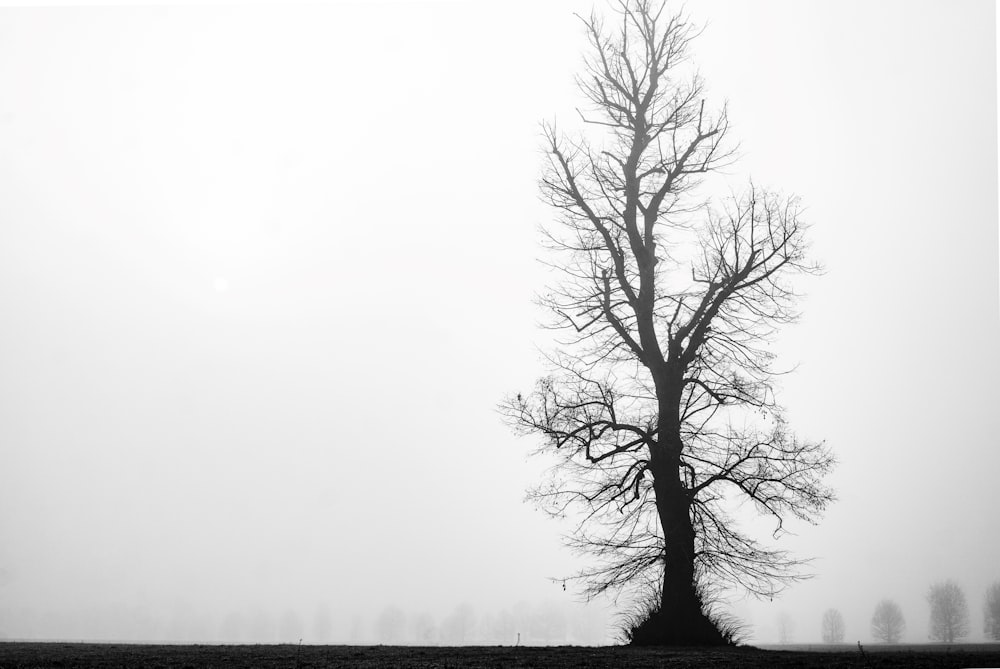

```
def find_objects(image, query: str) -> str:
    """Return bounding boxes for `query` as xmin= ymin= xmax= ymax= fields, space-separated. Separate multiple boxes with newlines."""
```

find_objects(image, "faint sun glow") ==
xmin=213 ymin=276 xmax=230 ymax=293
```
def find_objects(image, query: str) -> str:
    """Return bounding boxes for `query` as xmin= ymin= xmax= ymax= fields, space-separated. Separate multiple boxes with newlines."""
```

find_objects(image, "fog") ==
xmin=0 ymin=0 xmax=996 ymax=646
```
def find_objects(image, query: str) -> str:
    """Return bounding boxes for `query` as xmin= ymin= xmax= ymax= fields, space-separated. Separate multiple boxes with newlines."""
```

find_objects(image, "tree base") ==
xmin=627 ymin=606 xmax=736 ymax=647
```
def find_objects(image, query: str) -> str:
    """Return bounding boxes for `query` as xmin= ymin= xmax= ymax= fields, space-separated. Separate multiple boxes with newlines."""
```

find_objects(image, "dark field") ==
xmin=2 ymin=643 xmax=1000 ymax=669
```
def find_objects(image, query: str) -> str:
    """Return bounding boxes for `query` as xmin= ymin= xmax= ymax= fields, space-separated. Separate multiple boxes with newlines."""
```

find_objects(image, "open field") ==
xmin=2 ymin=643 xmax=1000 ymax=669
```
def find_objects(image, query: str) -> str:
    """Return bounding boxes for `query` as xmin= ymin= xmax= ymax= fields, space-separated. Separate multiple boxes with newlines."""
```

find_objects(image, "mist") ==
xmin=0 ymin=0 xmax=996 ymax=646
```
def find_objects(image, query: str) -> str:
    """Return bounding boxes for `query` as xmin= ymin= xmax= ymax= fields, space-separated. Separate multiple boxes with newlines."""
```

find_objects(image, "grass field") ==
xmin=2 ymin=642 xmax=1000 ymax=668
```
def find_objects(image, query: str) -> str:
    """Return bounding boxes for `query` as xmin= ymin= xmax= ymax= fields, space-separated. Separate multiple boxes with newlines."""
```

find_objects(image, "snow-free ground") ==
xmin=2 ymin=642 xmax=1000 ymax=668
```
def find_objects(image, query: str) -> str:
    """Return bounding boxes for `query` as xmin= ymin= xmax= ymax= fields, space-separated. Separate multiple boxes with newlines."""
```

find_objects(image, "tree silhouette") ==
xmin=374 ymin=606 xmax=406 ymax=644
xmin=311 ymin=604 xmax=333 ymax=644
xmin=278 ymin=609 xmax=304 ymax=643
xmin=870 ymin=599 xmax=905 ymax=644
xmin=408 ymin=611 xmax=438 ymax=646
xmin=986 ymin=582 xmax=1000 ymax=641
xmin=927 ymin=580 xmax=969 ymax=643
xmin=776 ymin=612 xmax=795 ymax=645
xmin=440 ymin=603 xmax=477 ymax=645
xmin=501 ymin=0 xmax=834 ymax=646
xmin=821 ymin=608 xmax=845 ymax=643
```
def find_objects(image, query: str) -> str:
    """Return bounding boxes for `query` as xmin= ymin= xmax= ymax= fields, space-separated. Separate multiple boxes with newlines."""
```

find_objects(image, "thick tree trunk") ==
xmin=628 ymin=388 xmax=729 ymax=646
xmin=653 ymin=478 xmax=725 ymax=645
xmin=624 ymin=470 xmax=726 ymax=645
xmin=657 ymin=481 xmax=698 ymax=621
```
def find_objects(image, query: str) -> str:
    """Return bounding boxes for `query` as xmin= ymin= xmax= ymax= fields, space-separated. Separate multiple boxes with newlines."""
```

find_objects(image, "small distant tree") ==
xmin=776 ymin=611 xmax=795 ymax=644
xmin=821 ymin=608 xmax=845 ymax=643
xmin=409 ymin=611 xmax=437 ymax=645
xmin=530 ymin=601 xmax=569 ymax=644
xmin=484 ymin=608 xmax=519 ymax=645
xmin=311 ymin=604 xmax=333 ymax=644
xmin=349 ymin=614 xmax=366 ymax=643
xmin=927 ymin=580 xmax=969 ymax=643
xmin=495 ymin=608 xmax=518 ymax=645
xmin=219 ymin=611 xmax=248 ymax=643
xmin=248 ymin=610 xmax=277 ymax=643
xmin=986 ymin=582 xmax=1000 ymax=641
xmin=374 ymin=605 xmax=406 ymax=644
xmin=441 ymin=603 xmax=477 ymax=645
xmin=871 ymin=599 xmax=905 ymax=644
xmin=278 ymin=609 xmax=305 ymax=642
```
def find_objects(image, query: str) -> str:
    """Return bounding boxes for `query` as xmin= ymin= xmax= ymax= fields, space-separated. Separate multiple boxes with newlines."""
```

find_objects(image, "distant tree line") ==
xmin=812 ymin=579 xmax=1000 ymax=645
xmin=366 ymin=600 xmax=610 ymax=646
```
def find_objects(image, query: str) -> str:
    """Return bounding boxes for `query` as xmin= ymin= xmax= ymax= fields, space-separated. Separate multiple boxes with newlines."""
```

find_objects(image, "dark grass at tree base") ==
xmin=1 ymin=643 xmax=1000 ymax=669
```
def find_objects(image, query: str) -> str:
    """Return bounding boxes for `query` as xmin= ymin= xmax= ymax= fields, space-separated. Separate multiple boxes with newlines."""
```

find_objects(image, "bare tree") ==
xmin=278 ymin=609 xmax=304 ymax=643
xmin=440 ymin=603 xmax=477 ymax=645
xmin=374 ymin=605 xmax=406 ymax=644
xmin=773 ymin=611 xmax=794 ymax=645
xmin=311 ymin=604 xmax=333 ymax=644
xmin=500 ymin=0 xmax=834 ymax=646
xmin=986 ymin=582 xmax=1000 ymax=641
xmin=408 ymin=611 xmax=438 ymax=646
xmin=927 ymin=581 xmax=969 ymax=643
xmin=821 ymin=608 xmax=845 ymax=644
xmin=870 ymin=599 xmax=905 ymax=644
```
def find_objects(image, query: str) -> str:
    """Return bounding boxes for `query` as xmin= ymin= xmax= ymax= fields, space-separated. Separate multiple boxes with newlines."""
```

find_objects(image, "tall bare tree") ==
xmin=928 ymin=580 xmax=969 ymax=643
xmin=501 ymin=0 xmax=834 ymax=645
xmin=870 ymin=599 xmax=906 ymax=644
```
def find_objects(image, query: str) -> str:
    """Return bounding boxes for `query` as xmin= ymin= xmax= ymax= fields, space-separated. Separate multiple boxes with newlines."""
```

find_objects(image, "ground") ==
xmin=1 ymin=642 xmax=1000 ymax=668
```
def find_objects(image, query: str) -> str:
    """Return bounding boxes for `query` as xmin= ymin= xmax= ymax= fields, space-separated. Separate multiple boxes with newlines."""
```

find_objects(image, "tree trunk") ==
xmin=657 ymin=481 xmax=699 ymax=624
xmin=656 ymin=480 xmax=726 ymax=646
xmin=629 ymin=389 xmax=729 ymax=646
xmin=626 ymin=471 xmax=727 ymax=645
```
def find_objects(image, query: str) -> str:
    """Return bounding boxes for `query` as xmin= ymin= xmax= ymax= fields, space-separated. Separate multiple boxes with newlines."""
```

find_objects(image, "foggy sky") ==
xmin=0 ymin=0 xmax=996 ymax=645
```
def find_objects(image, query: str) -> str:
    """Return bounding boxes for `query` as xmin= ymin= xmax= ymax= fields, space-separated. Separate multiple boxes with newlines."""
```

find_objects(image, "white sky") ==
xmin=0 ymin=0 xmax=996 ymax=646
